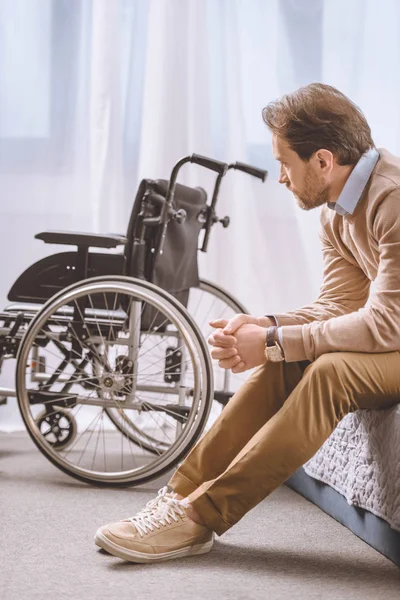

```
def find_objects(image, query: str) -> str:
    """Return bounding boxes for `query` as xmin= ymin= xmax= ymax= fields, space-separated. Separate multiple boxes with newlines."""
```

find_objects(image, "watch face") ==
xmin=265 ymin=343 xmax=284 ymax=362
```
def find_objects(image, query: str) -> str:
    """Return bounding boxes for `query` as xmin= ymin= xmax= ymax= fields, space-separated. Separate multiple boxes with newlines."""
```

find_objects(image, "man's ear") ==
xmin=314 ymin=149 xmax=334 ymax=172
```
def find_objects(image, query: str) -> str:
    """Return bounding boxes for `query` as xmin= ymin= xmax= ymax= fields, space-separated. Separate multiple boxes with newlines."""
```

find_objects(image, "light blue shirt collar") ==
xmin=327 ymin=148 xmax=380 ymax=216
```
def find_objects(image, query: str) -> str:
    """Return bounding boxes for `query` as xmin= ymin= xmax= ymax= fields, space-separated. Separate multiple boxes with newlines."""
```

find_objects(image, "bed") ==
xmin=286 ymin=404 xmax=400 ymax=566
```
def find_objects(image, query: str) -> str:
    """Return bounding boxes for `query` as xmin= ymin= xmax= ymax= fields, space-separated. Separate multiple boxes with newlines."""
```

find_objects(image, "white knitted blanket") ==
xmin=303 ymin=405 xmax=400 ymax=531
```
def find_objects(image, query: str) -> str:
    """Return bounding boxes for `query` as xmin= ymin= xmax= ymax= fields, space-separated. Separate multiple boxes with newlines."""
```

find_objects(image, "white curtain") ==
xmin=0 ymin=0 xmax=399 ymax=429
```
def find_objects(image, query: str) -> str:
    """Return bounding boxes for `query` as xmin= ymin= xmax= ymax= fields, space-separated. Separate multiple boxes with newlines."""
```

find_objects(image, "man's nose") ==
xmin=278 ymin=172 xmax=289 ymax=185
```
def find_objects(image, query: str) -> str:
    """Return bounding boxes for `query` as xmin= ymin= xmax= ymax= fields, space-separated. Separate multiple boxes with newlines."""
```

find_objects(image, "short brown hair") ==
xmin=262 ymin=83 xmax=375 ymax=165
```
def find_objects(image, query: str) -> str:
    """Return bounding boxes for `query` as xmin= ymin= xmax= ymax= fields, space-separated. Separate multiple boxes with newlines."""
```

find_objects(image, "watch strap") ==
xmin=264 ymin=314 xmax=278 ymax=327
xmin=266 ymin=326 xmax=278 ymax=347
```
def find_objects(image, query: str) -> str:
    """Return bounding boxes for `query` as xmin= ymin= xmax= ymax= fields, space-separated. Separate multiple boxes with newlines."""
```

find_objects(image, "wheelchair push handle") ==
xmin=229 ymin=162 xmax=268 ymax=181
xmin=201 ymin=160 xmax=267 ymax=253
xmin=157 ymin=155 xmax=229 ymax=255
xmin=190 ymin=154 xmax=228 ymax=176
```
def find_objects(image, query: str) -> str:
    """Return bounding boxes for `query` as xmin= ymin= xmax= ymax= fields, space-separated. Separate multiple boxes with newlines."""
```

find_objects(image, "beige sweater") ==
xmin=275 ymin=148 xmax=400 ymax=362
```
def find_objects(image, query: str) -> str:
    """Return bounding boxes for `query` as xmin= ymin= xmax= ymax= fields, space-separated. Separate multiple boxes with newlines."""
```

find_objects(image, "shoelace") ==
xmin=130 ymin=486 xmax=187 ymax=538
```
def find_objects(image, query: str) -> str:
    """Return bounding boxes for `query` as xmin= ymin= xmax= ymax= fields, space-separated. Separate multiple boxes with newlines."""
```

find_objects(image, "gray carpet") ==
xmin=1 ymin=431 xmax=399 ymax=600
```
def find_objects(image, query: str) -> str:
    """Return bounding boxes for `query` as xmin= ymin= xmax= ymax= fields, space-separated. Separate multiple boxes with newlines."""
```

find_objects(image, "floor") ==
xmin=1 ymin=431 xmax=399 ymax=600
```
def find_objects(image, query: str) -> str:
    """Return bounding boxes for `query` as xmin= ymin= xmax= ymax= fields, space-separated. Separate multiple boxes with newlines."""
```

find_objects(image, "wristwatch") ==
xmin=264 ymin=326 xmax=285 ymax=362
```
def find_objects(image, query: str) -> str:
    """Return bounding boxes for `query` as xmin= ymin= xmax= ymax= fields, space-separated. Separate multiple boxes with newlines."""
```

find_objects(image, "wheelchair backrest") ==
xmin=125 ymin=179 xmax=208 ymax=307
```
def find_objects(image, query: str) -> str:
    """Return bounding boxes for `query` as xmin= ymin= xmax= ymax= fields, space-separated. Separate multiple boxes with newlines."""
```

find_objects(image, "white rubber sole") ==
xmin=94 ymin=530 xmax=214 ymax=563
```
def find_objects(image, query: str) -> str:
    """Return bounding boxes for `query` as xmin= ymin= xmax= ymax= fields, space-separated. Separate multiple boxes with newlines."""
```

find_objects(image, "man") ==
xmin=95 ymin=83 xmax=400 ymax=563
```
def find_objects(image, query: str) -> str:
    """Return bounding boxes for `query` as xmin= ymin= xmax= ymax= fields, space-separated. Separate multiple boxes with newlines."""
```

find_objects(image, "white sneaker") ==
xmin=94 ymin=486 xmax=214 ymax=563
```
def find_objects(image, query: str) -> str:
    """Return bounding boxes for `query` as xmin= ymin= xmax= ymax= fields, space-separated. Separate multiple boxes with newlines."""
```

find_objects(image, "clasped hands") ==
xmin=207 ymin=314 xmax=268 ymax=374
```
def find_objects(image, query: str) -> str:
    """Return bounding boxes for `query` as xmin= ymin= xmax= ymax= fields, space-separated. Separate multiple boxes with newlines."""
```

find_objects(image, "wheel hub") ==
xmin=103 ymin=376 xmax=114 ymax=388
xmin=101 ymin=373 xmax=126 ymax=393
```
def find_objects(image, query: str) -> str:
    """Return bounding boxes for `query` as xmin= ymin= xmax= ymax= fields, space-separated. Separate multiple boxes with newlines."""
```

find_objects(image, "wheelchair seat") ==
xmin=3 ymin=303 xmax=126 ymax=320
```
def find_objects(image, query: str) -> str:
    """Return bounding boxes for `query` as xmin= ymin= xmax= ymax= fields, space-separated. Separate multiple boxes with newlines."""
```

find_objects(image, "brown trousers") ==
xmin=168 ymin=351 xmax=400 ymax=536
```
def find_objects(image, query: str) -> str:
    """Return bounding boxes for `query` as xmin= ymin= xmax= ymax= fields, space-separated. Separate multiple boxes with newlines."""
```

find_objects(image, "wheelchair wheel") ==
xmin=16 ymin=276 xmax=213 ymax=486
xmin=35 ymin=407 xmax=78 ymax=450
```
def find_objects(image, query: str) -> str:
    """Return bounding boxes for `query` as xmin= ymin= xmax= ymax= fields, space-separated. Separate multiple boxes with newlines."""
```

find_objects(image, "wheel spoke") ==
xmin=16 ymin=278 xmax=212 ymax=486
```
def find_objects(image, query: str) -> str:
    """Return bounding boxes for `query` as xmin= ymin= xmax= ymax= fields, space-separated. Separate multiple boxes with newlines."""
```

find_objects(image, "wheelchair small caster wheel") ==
xmin=35 ymin=408 xmax=77 ymax=451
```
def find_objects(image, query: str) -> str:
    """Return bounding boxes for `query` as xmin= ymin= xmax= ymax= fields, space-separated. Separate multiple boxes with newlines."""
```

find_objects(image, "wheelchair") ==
xmin=0 ymin=154 xmax=267 ymax=486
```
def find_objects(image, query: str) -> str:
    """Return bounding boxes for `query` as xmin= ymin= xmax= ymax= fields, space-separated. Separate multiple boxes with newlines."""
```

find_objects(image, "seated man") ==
xmin=94 ymin=82 xmax=400 ymax=563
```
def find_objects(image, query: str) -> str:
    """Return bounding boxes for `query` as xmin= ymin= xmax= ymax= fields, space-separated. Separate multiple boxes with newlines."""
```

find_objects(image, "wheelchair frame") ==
xmin=0 ymin=154 xmax=267 ymax=485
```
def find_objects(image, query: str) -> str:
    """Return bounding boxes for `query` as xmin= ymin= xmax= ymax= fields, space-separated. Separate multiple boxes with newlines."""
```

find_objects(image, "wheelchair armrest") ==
xmin=35 ymin=231 xmax=127 ymax=249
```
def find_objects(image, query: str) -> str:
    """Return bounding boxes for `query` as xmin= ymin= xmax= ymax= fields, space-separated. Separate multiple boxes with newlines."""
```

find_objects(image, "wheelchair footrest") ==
xmin=143 ymin=402 xmax=189 ymax=425
xmin=213 ymin=391 xmax=232 ymax=406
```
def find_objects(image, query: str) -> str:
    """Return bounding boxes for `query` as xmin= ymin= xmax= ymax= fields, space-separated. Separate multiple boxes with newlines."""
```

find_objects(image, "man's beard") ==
xmin=292 ymin=169 xmax=330 ymax=211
